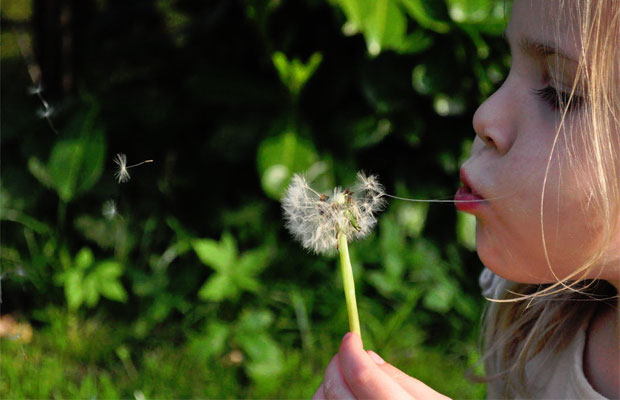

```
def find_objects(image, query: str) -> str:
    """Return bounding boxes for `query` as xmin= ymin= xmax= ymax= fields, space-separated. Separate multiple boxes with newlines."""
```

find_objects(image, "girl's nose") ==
xmin=472 ymin=79 xmax=517 ymax=155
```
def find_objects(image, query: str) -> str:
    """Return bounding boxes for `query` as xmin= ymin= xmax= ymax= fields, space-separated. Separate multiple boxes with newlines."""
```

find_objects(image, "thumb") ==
xmin=338 ymin=333 xmax=413 ymax=399
xmin=367 ymin=351 xmax=452 ymax=400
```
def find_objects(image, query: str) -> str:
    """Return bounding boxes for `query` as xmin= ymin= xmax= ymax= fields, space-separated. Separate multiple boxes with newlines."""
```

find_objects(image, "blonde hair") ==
xmin=481 ymin=0 xmax=620 ymax=396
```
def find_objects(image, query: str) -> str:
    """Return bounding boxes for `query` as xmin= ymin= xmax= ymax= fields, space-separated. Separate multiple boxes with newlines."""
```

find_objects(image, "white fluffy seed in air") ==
xmin=113 ymin=153 xmax=131 ymax=183
xmin=102 ymin=200 xmax=118 ymax=220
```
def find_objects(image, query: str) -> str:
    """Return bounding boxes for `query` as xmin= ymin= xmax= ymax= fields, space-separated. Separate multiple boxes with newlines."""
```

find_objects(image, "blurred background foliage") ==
xmin=1 ymin=0 xmax=510 ymax=398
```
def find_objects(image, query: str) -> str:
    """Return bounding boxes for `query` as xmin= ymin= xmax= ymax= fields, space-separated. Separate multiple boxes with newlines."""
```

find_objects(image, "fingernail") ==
xmin=342 ymin=332 xmax=353 ymax=341
xmin=367 ymin=350 xmax=385 ymax=365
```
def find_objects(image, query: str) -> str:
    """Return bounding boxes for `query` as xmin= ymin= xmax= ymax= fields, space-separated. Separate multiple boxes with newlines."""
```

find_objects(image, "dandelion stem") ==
xmin=338 ymin=231 xmax=361 ymax=336
xmin=126 ymin=160 xmax=153 ymax=169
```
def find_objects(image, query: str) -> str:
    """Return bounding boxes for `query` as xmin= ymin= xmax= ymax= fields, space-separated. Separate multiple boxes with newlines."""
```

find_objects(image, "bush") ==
xmin=1 ymin=0 xmax=508 ymax=397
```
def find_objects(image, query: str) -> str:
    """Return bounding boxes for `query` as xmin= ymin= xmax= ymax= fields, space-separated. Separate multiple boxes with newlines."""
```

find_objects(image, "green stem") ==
xmin=338 ymin=231 xmax=361 ymax=336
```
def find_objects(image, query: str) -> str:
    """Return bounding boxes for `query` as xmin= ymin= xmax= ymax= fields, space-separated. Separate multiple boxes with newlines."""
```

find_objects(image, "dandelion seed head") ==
xmin=352 ymin=171 xmax=387 ymax=216
xmin=282 ymin=172 xmax=387 ymax=255
xmin=113 ymin=153 xmax=131 ymax=183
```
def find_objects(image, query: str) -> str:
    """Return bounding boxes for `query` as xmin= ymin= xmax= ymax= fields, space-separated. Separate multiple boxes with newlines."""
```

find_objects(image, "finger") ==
xmin=322 ymin=354 xmax=355 ymax=399
xmin=311 ymin=383 xmax=325 ymax=400
xmin=367 ymin=352 xmax=451 ymax=400
xmin=338 ymin=332 xmax=413 ymax=399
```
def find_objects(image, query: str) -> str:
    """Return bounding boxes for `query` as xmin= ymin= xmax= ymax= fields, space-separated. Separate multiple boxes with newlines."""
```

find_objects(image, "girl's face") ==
xmin=461 ymin=0 xmax=619 ymax=284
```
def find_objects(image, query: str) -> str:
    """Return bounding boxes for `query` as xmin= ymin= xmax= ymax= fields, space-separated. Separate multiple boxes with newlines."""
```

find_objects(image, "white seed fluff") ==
xmin=113 ymin=153 xmax=131 ymax=183
xmin=102 ymin=200 xmax=118 ymax=220
xmin=282 ymin=172 xmax=386 ymax=255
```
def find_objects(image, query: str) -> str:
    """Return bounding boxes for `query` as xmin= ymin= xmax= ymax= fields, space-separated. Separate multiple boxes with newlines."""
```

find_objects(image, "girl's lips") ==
xmin=456 ymin=168 xmax=486 ymax=212
xmin=454 ymin=185 xmax=486 ymax=212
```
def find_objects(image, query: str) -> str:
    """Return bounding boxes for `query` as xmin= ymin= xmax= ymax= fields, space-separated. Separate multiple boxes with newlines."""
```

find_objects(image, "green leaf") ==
xmin=82 ymin=274 xmax=100 ymax=307
xmin=74 ymin=248 xmax=94 ymax=271
xmin=256 ymin=131 xmax=318 ymax=199
xmin=237 ymin=333 xmax=283 ymax=383
xmin=398 ymin=29 xmax=434 ymax=54
xmin=47 ymin=109 xmax=106 ymax=202
xmin=366 ymin=271 xmax=400 ymax=297
xmin=236 ymin=246 xmax=270 ymax=276
xmin=188 ymin=322 xmax=229 ymax=361
xmin=338 ymin=0 xmax=373 ymax=35
xmin=204 ymin=322 xmax=229 ymax=355
xmin=453 ymin=294 xmax=480 ymax=321
xmin=456 ymin=212 xmax=476 ymax=251
xmin=27 ymin=157 xmax=54 ymax=189
xmin=97 ymin=279 xmax=128 ymax=302
xmin=272 ymin=52 xmax=322 ymax=96
xmin=397 ymin=202 xmax=428 ymax=237
xmin=197 ymin=273 xmax=238 ymax=301
xmin=237 ymin=309 xmax=274 ymax=333
xmin=94 ymin=260 xmax=123 ymax=279
xmin=423 ymin=280 xmax=457 ymax=313
xmin=399 ymin=0 xmax=450 ymax=33
xmin=65 ymin=269 xmax=84 ymax=311
xmin=233 ymin=274 xmax=260 ymax=293
xmin=446 ymin=0 xmax=490 ymax=24
xmin=192 ymin=232 xmax=237 ymax=272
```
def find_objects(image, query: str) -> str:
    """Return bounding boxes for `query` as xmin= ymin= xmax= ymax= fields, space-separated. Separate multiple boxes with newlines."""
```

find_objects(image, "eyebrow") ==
xmin=503 ymin=30 xmax=577 ymax=63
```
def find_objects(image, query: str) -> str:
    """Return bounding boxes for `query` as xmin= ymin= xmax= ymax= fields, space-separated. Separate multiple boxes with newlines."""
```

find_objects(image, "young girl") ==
xmin=313 ymin=0 xmax=619 ymax=398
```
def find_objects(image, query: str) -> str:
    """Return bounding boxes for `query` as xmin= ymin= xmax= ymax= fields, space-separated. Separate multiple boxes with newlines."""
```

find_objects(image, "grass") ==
xmin=1 ymin=310 xmax=485 ymax=399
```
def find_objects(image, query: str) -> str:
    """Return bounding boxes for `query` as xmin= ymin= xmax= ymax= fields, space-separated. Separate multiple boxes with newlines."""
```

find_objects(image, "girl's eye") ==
xmin=533 ymin=85 xmax=584 ymax=112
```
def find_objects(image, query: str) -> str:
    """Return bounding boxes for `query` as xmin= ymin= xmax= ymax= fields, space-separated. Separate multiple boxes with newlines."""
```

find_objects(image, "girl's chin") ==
xmin=475 ymin=225 xmax=538 ymax=283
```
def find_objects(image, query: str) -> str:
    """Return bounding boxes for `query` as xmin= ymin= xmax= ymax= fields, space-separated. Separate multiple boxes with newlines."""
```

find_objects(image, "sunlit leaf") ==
xmin=47 ymin=109 xmax=106 ymax=202
xmin=256 ymin=131 xmax=318 ymax=199
xmin=237 ymin=246 xmax=270 ymax=276
xmin=83 ymin=274 xmax=100 ymax=307
xmin=27 ymin=157 xmax=53 ymax=189
xmin=197 ymin=273 xmax=238 ymax=301
xmin=237 ymin=309 xmax=274 ymax=332
xmin=423 ymin=280 xmax=457 ymax=313
xmin=65 ymin=270 xmax=84 ymax=311
xmin=97 ymin=279 xmax=128 ymax=303
xmin=188 ymin=322 xmax=229 ymax=361
xmin=73 ymin=247 xmax=94 ymax=271
xmin=238 ymin=333 xmax=283 ymax=383
xmin=456 ymin=212 xmax=476 ymax=251
xmin=272 ymin=52 xmax=322 ymax=96
xmin=399 ymin=0 xmax=450 ymax=33
xmin=192 ymin=232 xmax=237 ymax=272
xmin=94 ymin=261 xmax=123 ymax=279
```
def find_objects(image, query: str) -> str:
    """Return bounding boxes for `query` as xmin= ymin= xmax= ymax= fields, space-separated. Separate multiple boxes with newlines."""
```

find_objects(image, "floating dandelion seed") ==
xmin=114 ymin=153 xmax=131 ymax=183
xmin=282 ymin=171 xmax=387 ymax=337
xmin=36 ymin=107 xmax=54 ymax=119
xmin=113 ymin=153 xmax=153 ymax=183
xmin=28 ymin=84 xmax=43 ymax=95
xmin=282 ymin=172 xmax=386 ymax=255
xmin=102 ymin=200 xmax=118 ymax=220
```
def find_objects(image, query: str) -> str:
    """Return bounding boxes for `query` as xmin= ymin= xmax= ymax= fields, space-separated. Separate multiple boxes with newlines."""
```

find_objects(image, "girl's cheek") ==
xmin=470 ymin=136 xmax=486 ymax=156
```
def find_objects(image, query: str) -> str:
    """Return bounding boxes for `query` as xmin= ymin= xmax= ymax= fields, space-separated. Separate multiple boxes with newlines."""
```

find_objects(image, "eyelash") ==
xmin=533 ymin=86 xmax=584 ymax=112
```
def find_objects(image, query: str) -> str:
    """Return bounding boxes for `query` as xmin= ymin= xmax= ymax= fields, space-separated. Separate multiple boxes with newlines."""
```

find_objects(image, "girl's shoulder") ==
xmin=479 ymin=268 xmax=612 ymax=399
xmin=479 ymin=267 xmax=509 ymax=300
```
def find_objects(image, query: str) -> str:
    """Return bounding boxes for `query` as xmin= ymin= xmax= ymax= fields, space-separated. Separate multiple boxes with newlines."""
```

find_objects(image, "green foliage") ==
xmin=54 ymin=247 xmax=128 ymax=310
xmin=272 ymin=51 xmax=323 ymax=97
xmin=192 ymin=232 xmax=272 ymax=301
xmin=257 ymin=130 xmax=320 ymax=199
xmin=1 ymin=0 xmax=509 ymax=397
xmin=28 ymin=106 xmax=106 ymax=203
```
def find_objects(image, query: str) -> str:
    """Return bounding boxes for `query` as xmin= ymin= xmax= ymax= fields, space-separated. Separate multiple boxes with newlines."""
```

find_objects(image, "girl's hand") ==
xmin=312 ymin=332 xmax=451 ymax=400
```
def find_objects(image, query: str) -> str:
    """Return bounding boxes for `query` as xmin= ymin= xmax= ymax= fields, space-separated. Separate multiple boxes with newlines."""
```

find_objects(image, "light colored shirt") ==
xmin=479 ymin=268 xmax=607 ymax=399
